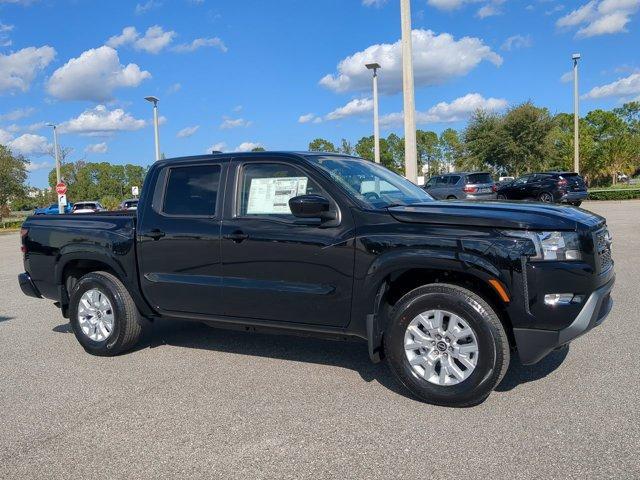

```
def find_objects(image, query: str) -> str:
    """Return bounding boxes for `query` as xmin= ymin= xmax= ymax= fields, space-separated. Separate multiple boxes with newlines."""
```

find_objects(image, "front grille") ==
xmin=594 ymin=227 xmax=613 ymax=272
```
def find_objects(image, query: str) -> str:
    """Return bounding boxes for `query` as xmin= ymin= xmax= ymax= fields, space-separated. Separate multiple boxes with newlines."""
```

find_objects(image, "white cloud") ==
xmin=220 ymin=117 xmax=252 ymax=129
xmin=0 ymin=46 xmax=56 ymax=94
xmin=362 ymin=0 xmax=387 ymax=7
xmin=85 ymin=142 xmax=108 ymax=154
xmin=0 ymin=128 xmax=13 ymax=144
xmin=298 ymin=113 xmax=318 ymax=124
xmin=172 ymin=37 xmax=227 ymax=53
xmin=557 ymin=0 xmax=639 ymax=38
xmin=560 ymin=71 xmax=574 ymax=83
xmin=207 ymin=142 xmax=227 ymax=153
xmin=177 ymin=125 xmax=200 ymax=138
xmin=167 ymin=82 xmax=181 ymax=93
xmin=47 ymin=46 xmax=150 ymax=101
xmin=26 ymin=160 xmax=51 ymax=172
xmin=59 ymin=105 xmax=146 ymax=136
xmin=380 ymin=93 xmax=508 ymax=127
xmin=135 ymin=0 xmax=161 ymax=14
xmin=325 ymin=98 xmax=373 ymax=121
xmin=108 ymin=26 xmax=176 ymax=54
xmin=7 ymin=133 xmax=50 ymax=156
xmin=582 ymin=72 xmax=640 ymax=100
xmin=236 ymin=142 xmax=262 ymax=152
xmin=319 ymin=29 xmax=502 ymax=95
xmin=428 ymin=0 xmax=506 ymax=18
xmin=0 ymin=107 xmax=35 ymax=121
xmin=233 ymin=105 xmax=243 ymax=113
xmin=0 ymin=21 xmax=13 ymax=47
xmin=501 ymin=34 xmax=532 ymax=51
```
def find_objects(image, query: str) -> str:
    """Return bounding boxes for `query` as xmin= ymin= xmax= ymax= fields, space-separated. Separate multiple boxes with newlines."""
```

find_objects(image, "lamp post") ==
xmin=366 ymin=63 xmax=381 ymax=164
xmin=144 ymin=96 xmax=161 ymax=161
xmin=400 ymin=0 xmax=418 ymax=183
xmin=46 ymin=123 xmax=63 ymax=214
xmin=572 ymin=54 xmax=581 ymax=174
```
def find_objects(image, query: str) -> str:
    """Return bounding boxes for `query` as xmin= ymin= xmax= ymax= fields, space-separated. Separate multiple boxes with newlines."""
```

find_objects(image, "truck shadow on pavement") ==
xmin=0 ymin=315 xmax=15 ymax=323
xmin=51 ymin=318 xmax=569 ymax=402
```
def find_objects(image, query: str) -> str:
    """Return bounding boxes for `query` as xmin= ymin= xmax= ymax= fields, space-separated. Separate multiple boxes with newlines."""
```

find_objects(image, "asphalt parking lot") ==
xmin=1 ymin=200 xmax=639 ymax=479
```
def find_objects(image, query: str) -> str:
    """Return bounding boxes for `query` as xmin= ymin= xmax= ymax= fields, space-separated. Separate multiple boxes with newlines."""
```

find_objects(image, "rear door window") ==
xmin=466 ymin=173 xmax=493 ymax=185
xmin=163 ymin=164 xmax=221 ymax=216
xmin=447 ymin=175 xmax=461 ymax=185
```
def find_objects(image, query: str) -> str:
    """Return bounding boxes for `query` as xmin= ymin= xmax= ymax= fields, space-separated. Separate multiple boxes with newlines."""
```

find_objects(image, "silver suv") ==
xmin=423 ymin=172 xmax=497 ymax=200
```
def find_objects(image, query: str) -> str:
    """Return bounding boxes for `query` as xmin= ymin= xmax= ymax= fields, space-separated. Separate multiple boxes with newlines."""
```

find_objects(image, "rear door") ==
xmin=138 ymin=160 xmax=227 ymax=315
xmin=220 ymin=157 xmax=355 ymax=327
xmin=465 ymin=173 xmax=494 ymax=199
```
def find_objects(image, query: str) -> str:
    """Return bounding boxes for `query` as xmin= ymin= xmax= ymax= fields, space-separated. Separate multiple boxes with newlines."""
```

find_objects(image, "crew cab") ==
xmin=18 ymin=152 xmax=615 ymax=407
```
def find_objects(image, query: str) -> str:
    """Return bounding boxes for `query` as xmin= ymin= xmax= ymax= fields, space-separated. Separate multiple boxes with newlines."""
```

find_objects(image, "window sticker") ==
xmin=246 ymin=176 xmax=308 ymax=214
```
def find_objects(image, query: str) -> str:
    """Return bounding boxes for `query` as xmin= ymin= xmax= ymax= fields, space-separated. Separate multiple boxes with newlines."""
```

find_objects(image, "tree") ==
xmin=439 ymin=128 xmax=464 ymax=173
xmin=251 ymin=146 xmax=266 ymax=152
xmin=354 ymin=135 xmax=399 ymax=172
xmin=586 ymin=109 xmax=636 ymax=184
xmin=416 ymin=130 xmax=439 ymax=175
xmin=338 ymin=138 xmax=353 ymax=155
xmin=308 ymin=138 xmax=336 ymax=152
xmin=0 ymin=145 xmax=29 ymax=217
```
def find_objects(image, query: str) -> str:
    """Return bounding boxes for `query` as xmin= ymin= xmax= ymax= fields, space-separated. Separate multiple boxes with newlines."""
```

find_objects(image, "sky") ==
xmin=1 ymin=0 xmax=639 ymax=188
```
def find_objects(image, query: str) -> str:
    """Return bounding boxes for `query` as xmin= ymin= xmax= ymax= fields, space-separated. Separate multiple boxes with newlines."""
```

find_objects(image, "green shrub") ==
xmin=1 ymin=220 xmax=23 ymax=229
xmin=587 ymin=189 xmax=640 ymax=201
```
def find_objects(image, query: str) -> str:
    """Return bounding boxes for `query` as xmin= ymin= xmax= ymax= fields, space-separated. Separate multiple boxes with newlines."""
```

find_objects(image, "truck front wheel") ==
xmin=384 ymin=283 xmax=510 ymax=407
xmin=69 ymin=271 xmax=144 ymax=356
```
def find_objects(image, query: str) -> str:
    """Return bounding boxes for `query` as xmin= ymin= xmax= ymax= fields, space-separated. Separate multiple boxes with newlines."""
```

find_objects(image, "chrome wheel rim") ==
xmin=404 ymin=309 xmax=479 ymax=386
xmin=77 ymin=289 xmax=115 ymax=342
xmin=540 ymin=193 xmax=552 ymax=203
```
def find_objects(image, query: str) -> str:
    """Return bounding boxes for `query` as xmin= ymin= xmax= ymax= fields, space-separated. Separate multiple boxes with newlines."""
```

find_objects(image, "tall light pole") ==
xmin=46 ymin=123 xmax=63 ymax=214
xmin=572 ymin=53 xmax=580 ymax=174
xmin=366 ymin=63 xmax=381 ymax=164
xmin=400 ymin=0 xmax=418 ymax=183
xmin=145 ymin=96 xmax=161 ymax=161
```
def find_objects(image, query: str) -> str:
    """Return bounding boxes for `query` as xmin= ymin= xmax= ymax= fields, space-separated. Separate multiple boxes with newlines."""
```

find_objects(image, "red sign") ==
xmin=55 ymin=182 xmax=67 ymax=195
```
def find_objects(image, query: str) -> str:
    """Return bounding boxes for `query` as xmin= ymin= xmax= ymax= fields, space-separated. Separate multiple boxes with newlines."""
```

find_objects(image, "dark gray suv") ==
xmin=423 ymin=172 xmax=497 ymax=200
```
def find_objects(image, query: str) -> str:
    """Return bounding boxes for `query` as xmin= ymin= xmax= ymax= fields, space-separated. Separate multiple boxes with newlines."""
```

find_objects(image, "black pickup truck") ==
xmin=19 ymin=152 xmax=615 ymax=406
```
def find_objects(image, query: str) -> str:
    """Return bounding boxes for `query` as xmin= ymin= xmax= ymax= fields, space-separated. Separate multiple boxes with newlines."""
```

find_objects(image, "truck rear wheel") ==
xmin=384 ymin=283 xmax=510 ymax=407
xmin=69 ymin=271 xmax=144 ymax=356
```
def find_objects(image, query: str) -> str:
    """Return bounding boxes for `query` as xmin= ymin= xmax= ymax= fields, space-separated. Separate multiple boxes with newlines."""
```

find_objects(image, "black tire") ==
xmin=538 ymin=192 xmax=553 ymax=203
xmin=384 ymin=283 xmax=510 ymax=407
xmin=69 ymin=271 xmax=144 ymax=356
xmin=572 ymin=201 xmax=582 ymax=207
xmin=496 ymin=194 xmax=506 ymax=200
xmin=446 ymin=195 xmax=457 ymax=200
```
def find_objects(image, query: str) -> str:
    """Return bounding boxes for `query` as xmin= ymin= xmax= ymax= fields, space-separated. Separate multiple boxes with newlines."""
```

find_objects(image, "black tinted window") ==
xmin=466 ymin=173 xmax=493 ymax=184
xmin=163 ymin=165 xmax=221 ymax=216
xmin=447 ymin=175 xmax=461 ymax=185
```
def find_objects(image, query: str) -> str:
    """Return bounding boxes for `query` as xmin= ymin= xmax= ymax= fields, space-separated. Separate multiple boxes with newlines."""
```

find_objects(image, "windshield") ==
xmin=306 ymin=155 xmax=433 ymax=208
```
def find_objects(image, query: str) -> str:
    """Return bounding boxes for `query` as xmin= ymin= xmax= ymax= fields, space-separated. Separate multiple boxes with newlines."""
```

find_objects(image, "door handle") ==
xmin=223 ymin=231 xmax=249 ymax=243
xmin=145 ymin=229 xmax=165 ymax=240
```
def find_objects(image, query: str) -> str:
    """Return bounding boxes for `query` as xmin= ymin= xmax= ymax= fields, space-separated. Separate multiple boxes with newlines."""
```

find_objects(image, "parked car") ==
xmin=497 ymin=172 xmax=587 ymax=206
xmin=119 ymin=199 xmax=139 ymax=210
xmin=423 ymin=172 xmax=497 ymax=200
xmin=34 ymin=203 xmax=73 ymax=215
xmin=72 ymin=201 xmax=105 ymax=214
xmin=19 ymin=152 xmax=615 ymax=407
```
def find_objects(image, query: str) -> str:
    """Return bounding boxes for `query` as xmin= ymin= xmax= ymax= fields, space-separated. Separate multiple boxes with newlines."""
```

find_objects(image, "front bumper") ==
xmin=18 ymin=272 xmax=42 ymax=299
xmin=513 ymin=274 xmax=615 ymax=364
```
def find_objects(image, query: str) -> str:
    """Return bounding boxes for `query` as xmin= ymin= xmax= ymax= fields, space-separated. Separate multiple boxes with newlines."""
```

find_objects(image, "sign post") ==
xmin=55 ymin=182 xmax=67 ymax=214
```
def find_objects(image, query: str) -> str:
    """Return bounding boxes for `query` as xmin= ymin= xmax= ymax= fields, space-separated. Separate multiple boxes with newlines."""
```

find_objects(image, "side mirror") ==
xmin=289 ymin=194 xmax=334 ymax=220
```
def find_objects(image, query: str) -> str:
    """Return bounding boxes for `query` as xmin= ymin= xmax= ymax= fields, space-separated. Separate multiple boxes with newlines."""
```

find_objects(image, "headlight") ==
xmin=504 ymin=230 xmax=582 ymax=261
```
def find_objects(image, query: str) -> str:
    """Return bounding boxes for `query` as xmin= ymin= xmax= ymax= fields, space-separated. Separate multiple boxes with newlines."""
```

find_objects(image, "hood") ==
xmin=388 ymin=201 xmax=605 ymax=231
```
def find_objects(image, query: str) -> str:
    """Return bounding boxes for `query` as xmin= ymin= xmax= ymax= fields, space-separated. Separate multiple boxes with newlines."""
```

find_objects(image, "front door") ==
xmin=220 ymin=159 xmax=355 ymax=327
xmin=138 ymin=161 xmax=226 ymax=316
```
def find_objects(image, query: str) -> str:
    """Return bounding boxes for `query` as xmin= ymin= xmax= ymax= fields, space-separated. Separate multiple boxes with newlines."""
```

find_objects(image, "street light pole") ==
xmin=572 ymin=53 xmax=581 ymax=174
xmin=366 ymin=63 xmax=381 ymax=164
xmin=145 ymin=96 xmax=161 ymax=161
xmin=46 ymin=123 xmax=63 ymax=214
xmin=400 ymin=0 xmax=418 ymax=183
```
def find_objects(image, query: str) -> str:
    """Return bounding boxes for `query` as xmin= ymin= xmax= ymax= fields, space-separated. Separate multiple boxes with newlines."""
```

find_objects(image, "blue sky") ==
xmin=1 ymin=0 xmax=639 ymax=187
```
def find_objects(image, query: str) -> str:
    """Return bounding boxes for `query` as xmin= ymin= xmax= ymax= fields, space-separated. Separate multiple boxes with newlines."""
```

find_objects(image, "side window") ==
xmin=425 ymin=177 xmax=437 ymax=187
xmin=238 ymin=163 xmax=322 ymax=218
xmin=435 ymin=176 xmax=448 ymax=186
xmin=448 ymin=175 xmax=461 ymax=185
xmin=514 ymin=176 xmax=530 ymax=185
xmin=163 ymin=164 xmax=221 ymax=216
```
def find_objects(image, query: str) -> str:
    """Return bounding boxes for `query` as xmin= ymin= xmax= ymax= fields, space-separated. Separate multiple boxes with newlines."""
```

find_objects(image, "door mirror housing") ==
xmin=289 ymin=194 xmax=334 ymax=220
